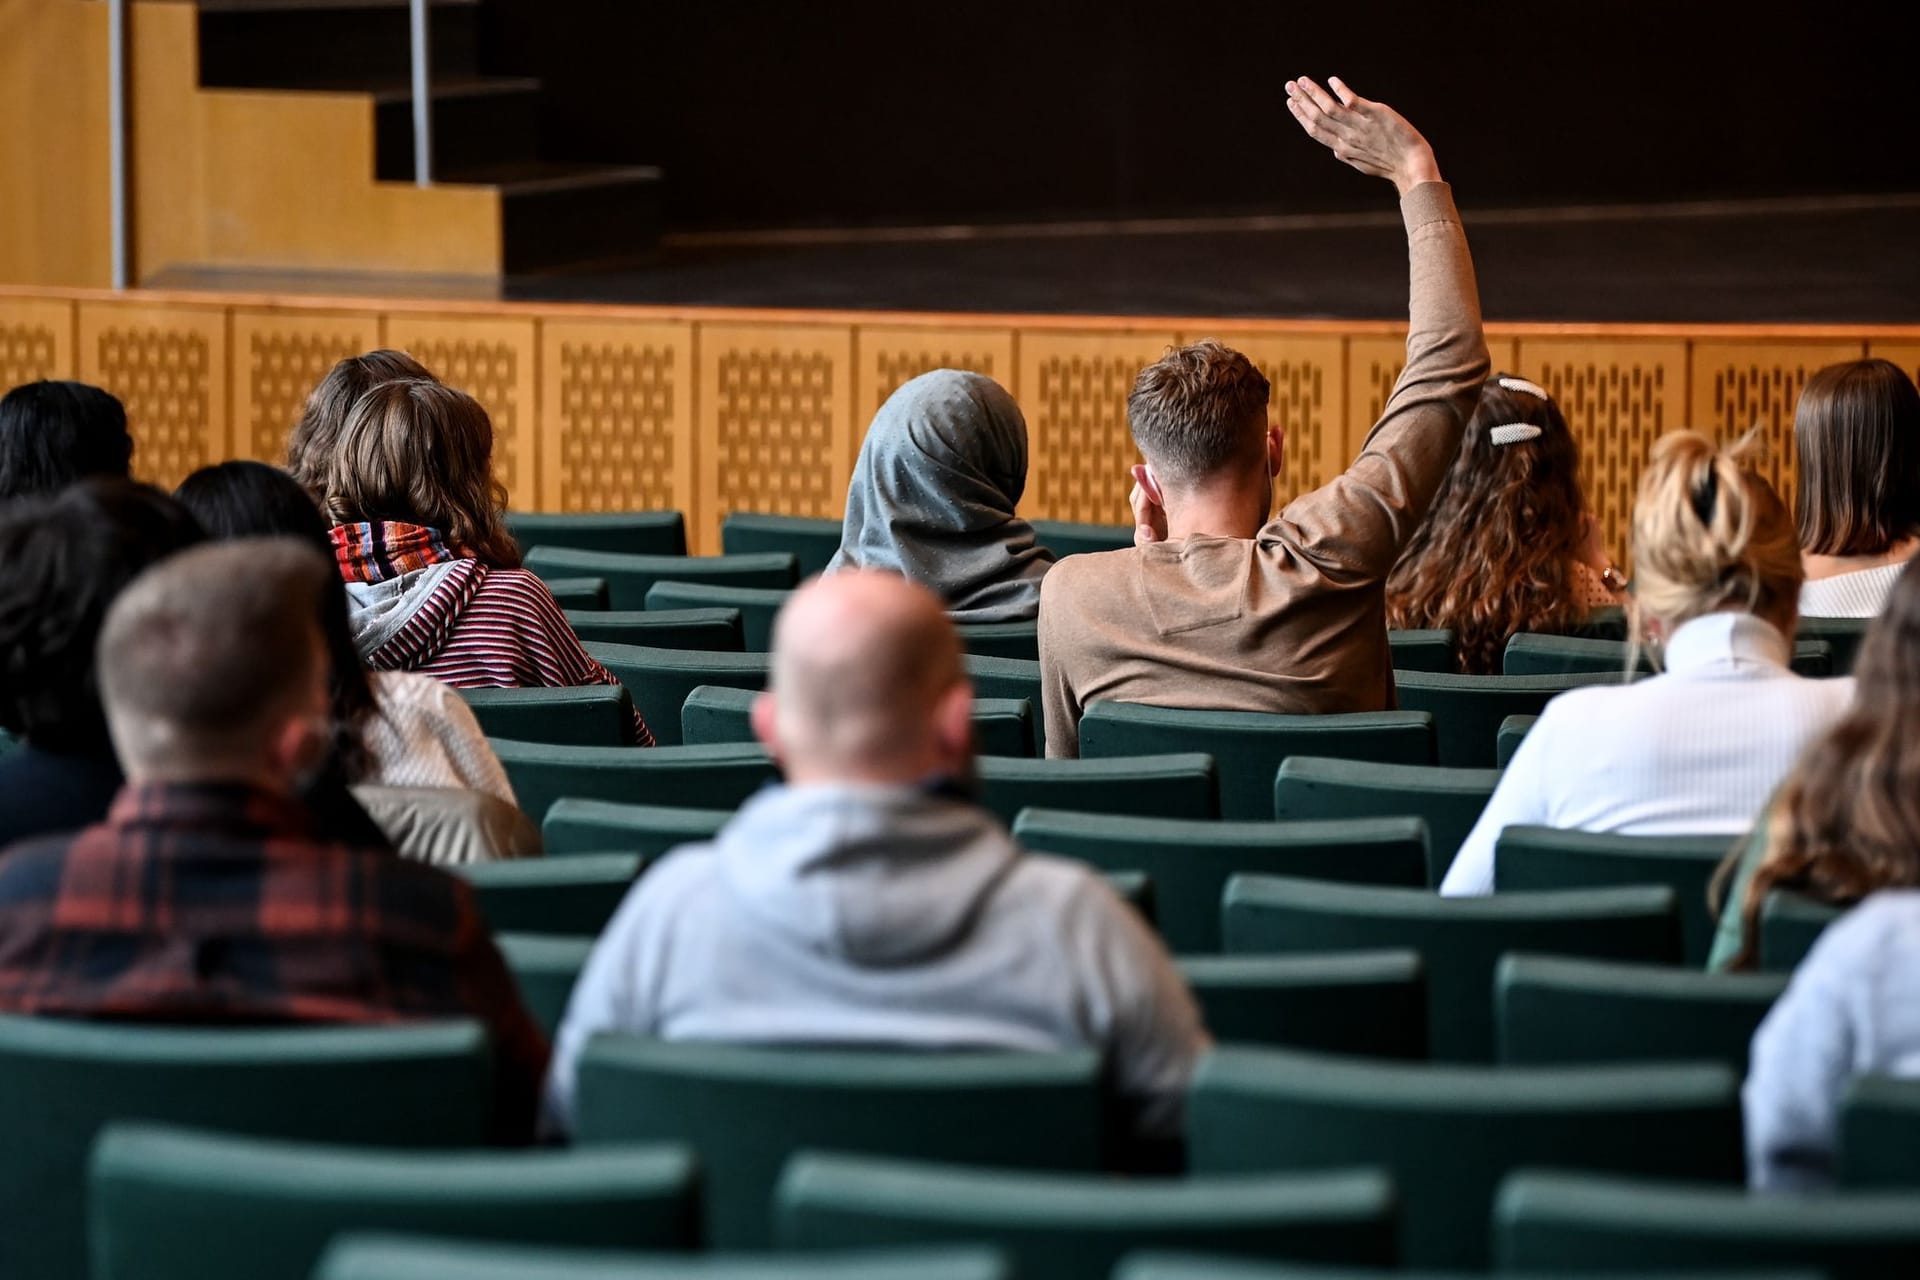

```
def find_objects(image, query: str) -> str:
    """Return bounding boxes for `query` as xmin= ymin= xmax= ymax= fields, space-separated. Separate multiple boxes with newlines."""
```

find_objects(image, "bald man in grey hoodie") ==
xmin=543 ymin=570 xmax=1209 ymax=1140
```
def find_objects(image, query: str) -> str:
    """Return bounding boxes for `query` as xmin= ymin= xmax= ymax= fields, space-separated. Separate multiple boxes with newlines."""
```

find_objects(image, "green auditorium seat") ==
xmin=566 ymin=608 xmax=745 ymax=652
xmin=87 ymin=1126 xmax=698 ymax=1280
xmin=1495 ymin=954 xmax=1786 ymax=1070
xmin=964 ymin=654 xmax=1043 ymax=710
xmin=1496 ymin=714 xmax=1535 ymax=766
xmin=573 ymin=1039 xmax=1103 ymax=1248
xmin=1106 ymin=871 xmax=1157 ymax=929
xmin=955 ymin=621 xmax=1041 ymax=662
xmin=1031 ymin=518 xmax=1133 ymax=558
xmin=584 ymin=643 xmax=770 ymax=745
xmin=1392 ymin=669 xmax=1620 ymax=768
xmin=1504 ymin=632 xmax=1833 ymax=678
xmin=644 ymin=582 xmax=790 ymax=652
xmin=976 ymin=754 xmax=1218 ymax=826
xmin=1079 ymin=704 xmax=1435 ymax=821
xmin=1841 ymin=1076 xmax=1920 ymax=1187
xmin=541 ymin=577 xmax=609 ymax=610
xmin=1221 ymin=876 xmax=1682 ymax=1061
xmin=317 ymin=1235 xmax=1012 ymax=1280
xmin=509 ymin=510 xmax=688 ymax=558
xmin=720 ymin=512 xmax=845 ymax=579
xmin=683 ymin=684 xmax=1037 ymax=758
xmin=1758 ymin=889 xmax=1846 ymax=972
xmin=1496 ymin=1169 xmax=1920 ymax=1279
xmin=497 ymin=933 xmax=596 ymax=1036
xmin=459 ymin=686 xmax=639 ymax=747
xmin=1012 ymin=810 xmax=1427 ymax=951
xmin=1190 ymin=1047 xmax=1742 ymax=1270
xmin=543 ymin=799 xmax=731 ymax=858
xmin=0 ymin=1016 xmax=491 ymax=1280
xmin=491 ymin=740 xmax=777 ymax=823
xmin=1493 ymin=825 xmax=1738 ymax=965
xmin=457 ymin=853 xmax=645 ymax=936
xmin=1388 ymin=629 xmax=1458 ymax=673
xmin=1799 ymin=615 xmax=1871 ymax=674
xmin=525 ymin=548 xmax=797 ymax=611
xmin=1178 ymin=952 xmax=1427 ymax=1057
xmin=775 ymin=1153 xmax=1396 ymax=1280
xmin=1568 ymin=605 xmax=1629 ymax=641
xmin=1112 ymin=1252 xmax=1821 ymax=1280
xmin=1272 ymin=758 xmax=1498 ymax=886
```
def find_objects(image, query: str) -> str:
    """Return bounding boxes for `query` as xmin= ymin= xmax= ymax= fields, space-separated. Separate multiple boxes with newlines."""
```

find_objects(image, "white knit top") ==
xmin=361 ymin=671 xmax=517 ymax=806
xmin=1799 ymin=564 xmax=1904 ymax=618
xmin=1441 ymin=613 xmax=1855 ymax=896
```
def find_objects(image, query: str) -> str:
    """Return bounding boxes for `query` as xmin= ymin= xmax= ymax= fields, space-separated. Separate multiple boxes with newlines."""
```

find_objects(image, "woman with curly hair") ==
xmin=1387 ymin=374 xmax=1622 ymax=673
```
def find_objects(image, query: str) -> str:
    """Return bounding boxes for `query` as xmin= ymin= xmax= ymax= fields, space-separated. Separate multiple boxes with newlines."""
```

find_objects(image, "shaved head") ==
xmin=760 ymin=571 xmax=970 ymax=782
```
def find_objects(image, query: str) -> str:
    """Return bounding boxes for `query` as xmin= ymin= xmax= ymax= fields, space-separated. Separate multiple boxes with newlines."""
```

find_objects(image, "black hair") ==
xmin=0 ymin=479 xmax=204 ymax=752
xmin=0 ymin=380 xmax=136 ymax=501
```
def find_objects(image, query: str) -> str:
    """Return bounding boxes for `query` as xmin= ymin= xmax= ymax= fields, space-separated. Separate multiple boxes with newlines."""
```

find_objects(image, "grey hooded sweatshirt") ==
xmin=543 ymin=783 xmax=1209 ymax=1137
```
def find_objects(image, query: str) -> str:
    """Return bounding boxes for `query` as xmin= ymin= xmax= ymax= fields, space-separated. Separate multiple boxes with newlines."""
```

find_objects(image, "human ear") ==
xmin=749 ymin=691 xmax=782 ymax=763
xmin=934 ymin=683 xmax=975 ymax=770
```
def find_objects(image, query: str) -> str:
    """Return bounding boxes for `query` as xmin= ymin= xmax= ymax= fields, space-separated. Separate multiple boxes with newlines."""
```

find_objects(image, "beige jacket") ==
xmin=1038 ymin=182 xmax=1489 ymax=757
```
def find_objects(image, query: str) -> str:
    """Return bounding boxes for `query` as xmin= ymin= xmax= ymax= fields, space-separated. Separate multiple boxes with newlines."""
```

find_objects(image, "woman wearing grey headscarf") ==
xmin=827 ymin=369 xmax=1055 ymax=623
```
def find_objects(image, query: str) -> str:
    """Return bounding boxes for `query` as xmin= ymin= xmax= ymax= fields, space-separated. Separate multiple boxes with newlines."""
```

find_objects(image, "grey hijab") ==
xmin=828 ymin=370 xmax=1055 ymax=623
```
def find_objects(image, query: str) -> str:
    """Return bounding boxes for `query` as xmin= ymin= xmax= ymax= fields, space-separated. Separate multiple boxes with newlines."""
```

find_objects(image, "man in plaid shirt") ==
xmin=0 ymin=538 xmax=548 ymax=1140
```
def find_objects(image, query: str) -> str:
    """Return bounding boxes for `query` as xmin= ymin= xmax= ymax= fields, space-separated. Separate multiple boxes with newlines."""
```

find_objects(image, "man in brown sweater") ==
xmin=1038 ymin=77 xmax=1491 ymax=757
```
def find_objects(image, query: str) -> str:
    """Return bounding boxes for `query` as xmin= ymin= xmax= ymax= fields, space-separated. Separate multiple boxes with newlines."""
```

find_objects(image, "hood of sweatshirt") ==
xmin=343 ymin=559 xmax=481 ymax=668
xmin=713 ymin=783 xmax=1021 ymax=967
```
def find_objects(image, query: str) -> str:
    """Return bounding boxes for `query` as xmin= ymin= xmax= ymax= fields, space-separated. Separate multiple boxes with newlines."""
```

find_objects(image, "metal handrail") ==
xmin=409 ymin=0 xmax=432 ymax=186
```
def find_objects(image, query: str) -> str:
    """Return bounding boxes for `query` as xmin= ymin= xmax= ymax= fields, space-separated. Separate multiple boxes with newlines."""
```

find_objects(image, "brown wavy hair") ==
xmin=1715 ymin=554 xmax=1920 ymax=970
xmin=317 ymin=379 xmax=520 ymax=568
xmin=1386 ymin=375 xmax=1590 ymax=673
xmin=286 ymin=350 xmax=436 ymax=496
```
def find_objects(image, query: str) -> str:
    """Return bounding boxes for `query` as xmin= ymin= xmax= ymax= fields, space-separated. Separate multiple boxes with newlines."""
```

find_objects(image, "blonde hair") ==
xmin=1628 ymin=430 xmax=1802 ymax=652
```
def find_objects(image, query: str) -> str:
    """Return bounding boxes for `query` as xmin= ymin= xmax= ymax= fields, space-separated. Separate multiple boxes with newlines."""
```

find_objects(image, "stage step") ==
xmin=198 ymin=0 xmax=482 ymax=91
xmin=456 ymin=163 xmax=667 ymax=273
xmin=371 ymin=78 xmax=543 ymax=181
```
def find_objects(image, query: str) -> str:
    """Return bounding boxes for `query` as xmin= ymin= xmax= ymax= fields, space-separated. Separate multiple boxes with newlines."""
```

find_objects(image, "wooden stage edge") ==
xmin=4 ymin=283 xmax=1919 ymax=558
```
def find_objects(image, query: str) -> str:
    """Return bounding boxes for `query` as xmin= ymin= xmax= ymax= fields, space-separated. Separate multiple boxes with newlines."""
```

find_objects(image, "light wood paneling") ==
xmin=0 ymin=298 xmax=77 ymax=389
xmin=230 ymin=308 xmax=382 ymax=464
xmin=78 ymin=300 xmax=229 ymax=490
xmin=1016 ymin=330 xmax=1178 ymax=524
xmin=696 ymin=322 xmax=855 ymax=555
xmin=1346 ymin=334 xmax=1409 ymax=438
xmin=538 ymin=318 xmax=695 ymax=518
xmin=1191 ymin=333 xmax=1344 ymax=507
xmin=1688 ymin=338 xmax=1868 ymax=506
xmin=853 ymin=325 xmax=1018 ymax=469
xmin=0 ymin=0 xmax=110 ymax=287
xmin=385 ymin=314 xmax=540 ymax=508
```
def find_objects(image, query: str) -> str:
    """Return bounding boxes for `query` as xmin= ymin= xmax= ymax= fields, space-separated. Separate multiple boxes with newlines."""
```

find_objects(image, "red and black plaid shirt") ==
xmin=0 ymin=782 xmax=550 ymax=1140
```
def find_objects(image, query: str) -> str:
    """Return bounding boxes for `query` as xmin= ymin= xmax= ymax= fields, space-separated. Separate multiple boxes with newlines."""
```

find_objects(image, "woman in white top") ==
xmin=1795 ymin=358 xmax=1920 ymax=618
xmin=1442 ymin=430 xmax=1854 ymax=896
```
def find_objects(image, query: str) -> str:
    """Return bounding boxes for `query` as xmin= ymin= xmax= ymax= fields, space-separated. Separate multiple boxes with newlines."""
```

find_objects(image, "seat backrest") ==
xmin=1221 ymin=876 xmax=1683 ymax=1061
xmin=0 ymin=1016 xmax=492 ymax=1280
xmin=1758 ymin=890 xmax=1847 ymax=972
xmin=88 ymin=1125 xmax=699 ymax=1280
xmin=565 ymin=607 xmax=744 ymax=653
xmin=1495 ymin=953 xmax=1786 ymax=1070
xmin=524 ymin=548 xmax=797 ymax=610
xmin=1496 ymin=714 xmax=1536 ymax=767
xmin=459 ymin=685 xmax=638 ymax=748
xmin=976 ymin=754 xmax=1218 ymax=825
xmin=955 ymin=621 xmax=1041 ymax=662
xmin=1841 ymin=1076 xmax=1920 ymax=1188
xmin=316 ymin=1235 xmax=1014 ymax=1280
xmin=456 ymin=853 xmax=645 ymax=936
xmin=1504 ymin=633 xmax=1834 ymax=679
xmin=1493 ymin=825 xmax=1738 ymax=965
xmin=542 ymin=576 xmax=609 ymax=611
xmin=1392 ymin=670 xmax=1621 ymax=767
xmin=643 ymin=582 xmax=792 ymax=652
xmin=683 ymin=685 xmax=1036 ymax=758
xmin=1190 ymin=1046 xmax=1741 ymax=1270
xmin=495 ymin=933 xmax=596 ymax=1037
xmin=1798 ymin=616 xmax=1871 ymax=675
xmin=542 ymin=799 xmax=732 ymax=858
xmin=508 ymin=510 xmax=688 ymax=559
xmin=1030 ymin=519 xmax=1133 ymax=558
xmin=775 ymin=1152 xmax=1397 ymax=1280
xmin=964 ymin=654 xmax=1043 ymax=711
xmin=720 ymin=512 xmax=846 ymax=579
xmin=1013 ymin=809 xmax=1427 ymax=952
xmin=1495 ymin=1169 xmax=1920 ymax=1279
xmin=489 ymin=739 xmax=779 ymax=823
xmin=1079 ymin=704 xmax=1435 ymax=821
xmin=1178 ymin=952 xmax=1427 ymax=1058
xmin=585 ymin=643 xmax=771 ymax=745
xmin=1388 ymin=629 xmax=1458 ymax=673
xmin=1109 ymin=1254 xmax=1825 ymax=1280
xmin=573 ymin=1038 xmax=1103 ymax=1248
xmin=1273 ymin=757 xmax=1499 ymax=886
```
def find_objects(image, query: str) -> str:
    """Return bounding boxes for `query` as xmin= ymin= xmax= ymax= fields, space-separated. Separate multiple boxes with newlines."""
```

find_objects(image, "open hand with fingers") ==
xmin=1284 ymin=76 xmax=1440 ymax=196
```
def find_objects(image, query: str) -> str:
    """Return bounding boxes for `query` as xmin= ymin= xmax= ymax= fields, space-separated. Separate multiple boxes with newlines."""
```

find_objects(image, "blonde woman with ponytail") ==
xmin=1441 ymin=430 xmax=1854 ymax=896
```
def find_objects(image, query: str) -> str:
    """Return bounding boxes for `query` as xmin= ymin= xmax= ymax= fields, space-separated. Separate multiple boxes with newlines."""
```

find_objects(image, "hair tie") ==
xmin=1488 ymin=423 xmax=1544 ymax=447
xmin=1497 ymin=376 xmax=1551 ymax=401
xmin=1691 ymin=467 xmax=1719 ymax=526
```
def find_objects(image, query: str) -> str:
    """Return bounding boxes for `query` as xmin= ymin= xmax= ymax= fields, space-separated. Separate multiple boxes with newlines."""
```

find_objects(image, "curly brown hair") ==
xmin=286 ymin=350 xmax=436 ymax=497
xmin=1386 ymin=375 xmax=1590 ymax=673
xmin=1716 ymin=555 xmax=1920 ymax=970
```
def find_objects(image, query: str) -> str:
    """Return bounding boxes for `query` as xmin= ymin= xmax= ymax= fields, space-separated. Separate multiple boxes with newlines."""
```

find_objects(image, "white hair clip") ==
xmin=1497 ymin=376 xmax=1551 ymax=401
xmin=1488 ymin=423 xmax=1544 ymax=447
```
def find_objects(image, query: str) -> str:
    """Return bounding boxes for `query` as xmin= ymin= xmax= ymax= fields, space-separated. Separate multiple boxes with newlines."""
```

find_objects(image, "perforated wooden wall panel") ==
xmin=230 ymin=309 xmax=381 ymax=464
xmin=78 ymin=301 xmax=228 ymax=491
xmin=852 ymin=326 xmax=1018 ymax=442
xmin=1016 ymin=331 xmax=1176 ymax=524
xmin=385 ymin=315 xmax=540 ymax=510
xmin=0 ymin=298 xmax=75 ymax=389
xmin=1687 ymin=339 xmax=1867 ymax=509
xmin=538 ymin=319 xmax=694 ymax=518
xmin=1345 ymin=335 xmax=1409 ymax=440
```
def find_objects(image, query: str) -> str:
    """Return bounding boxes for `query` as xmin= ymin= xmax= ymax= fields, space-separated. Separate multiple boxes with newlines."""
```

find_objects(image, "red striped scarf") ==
xmin=331 ymin=521 xmax=468 ymax=584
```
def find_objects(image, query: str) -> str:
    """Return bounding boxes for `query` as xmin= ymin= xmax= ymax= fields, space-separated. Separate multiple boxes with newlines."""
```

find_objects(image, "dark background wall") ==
xmin=482 ymin=1 xmax=1920 ymax=230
